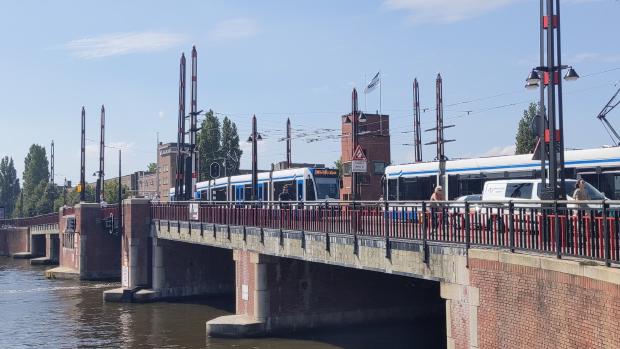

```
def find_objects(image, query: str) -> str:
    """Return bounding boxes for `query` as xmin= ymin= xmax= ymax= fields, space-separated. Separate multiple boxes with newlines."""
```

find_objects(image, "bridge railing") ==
xmin=150 ymin=200 xmax=620 ymax=266
xmin=0 ymin=212 xmax=59 ymax=229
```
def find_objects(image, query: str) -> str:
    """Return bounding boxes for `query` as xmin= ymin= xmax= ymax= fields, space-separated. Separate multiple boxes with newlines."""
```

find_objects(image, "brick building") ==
xmin=157 ymin=142 xmax=178 ymax=201
xmin=340 ymin=113 xmax=390 ymax=200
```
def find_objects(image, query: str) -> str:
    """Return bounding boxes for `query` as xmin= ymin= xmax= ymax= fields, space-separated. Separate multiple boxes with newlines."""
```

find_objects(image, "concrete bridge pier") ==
xmin=207 ymin=250 xmax=444 ymax=338
xmin=104 ymin=198 xmax=235 ymax=302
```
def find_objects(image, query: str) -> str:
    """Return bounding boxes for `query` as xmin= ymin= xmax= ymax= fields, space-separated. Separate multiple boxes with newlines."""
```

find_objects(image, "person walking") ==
xmin=430 ymin=186 xmax=444 ymax=202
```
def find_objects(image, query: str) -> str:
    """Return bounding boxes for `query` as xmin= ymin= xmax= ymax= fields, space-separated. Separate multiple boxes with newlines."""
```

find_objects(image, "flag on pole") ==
xmin=365 ymin=71 xmax=380 ymax=94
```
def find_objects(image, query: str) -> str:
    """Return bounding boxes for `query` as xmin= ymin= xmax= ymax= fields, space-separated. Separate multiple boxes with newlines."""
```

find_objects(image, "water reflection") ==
xmin=0 ymin=257 xmax=442 ymax=349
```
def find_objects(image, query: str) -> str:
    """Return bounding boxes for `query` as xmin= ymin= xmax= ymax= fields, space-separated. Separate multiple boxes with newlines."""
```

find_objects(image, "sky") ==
xmin=0 ymin=0 xmax=619 ymax=185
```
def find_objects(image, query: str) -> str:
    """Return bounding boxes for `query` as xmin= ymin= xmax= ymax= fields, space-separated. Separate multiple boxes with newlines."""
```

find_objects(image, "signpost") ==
xmin=351 ymin=144 xmax=367 ymax=173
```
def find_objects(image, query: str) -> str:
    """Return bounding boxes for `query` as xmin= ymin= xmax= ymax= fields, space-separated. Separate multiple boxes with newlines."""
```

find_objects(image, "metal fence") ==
xmin=151 ymin=200 xmax=620 ymax=267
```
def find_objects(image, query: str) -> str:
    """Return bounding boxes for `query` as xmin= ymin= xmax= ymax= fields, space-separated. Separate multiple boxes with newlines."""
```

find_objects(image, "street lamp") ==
xmin=524 ymin=0 xmax=581 ymax=202
xmin=247 ymin=115 xmax=263 ymax=201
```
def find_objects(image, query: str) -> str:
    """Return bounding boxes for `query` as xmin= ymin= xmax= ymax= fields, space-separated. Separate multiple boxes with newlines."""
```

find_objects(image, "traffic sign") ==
xmin=351 ymin=160 xmax=367 ymax=173
xmin=353 ymin=145 xmax=367 ymax=161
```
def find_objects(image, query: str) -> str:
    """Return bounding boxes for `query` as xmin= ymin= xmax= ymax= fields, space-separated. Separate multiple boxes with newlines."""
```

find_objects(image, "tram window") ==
xmin=505 ymin=183 xmax=533 ymax=199
xmin=213 ymin=188 xmax=227 ymax=201
xmin=306 ymin=178 xmax=316 ymax=201
xmin=399 ymin=176 xmax=434 ymax=200
xmin=387 ymin=179 xmax=398 ymax=200
xmin=273 ymin=181 xmax=296 ymax=199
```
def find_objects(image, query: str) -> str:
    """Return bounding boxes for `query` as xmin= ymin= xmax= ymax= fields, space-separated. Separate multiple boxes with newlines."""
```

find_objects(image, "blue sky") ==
xmin=1 ymin=0 xmax=619 ymax=184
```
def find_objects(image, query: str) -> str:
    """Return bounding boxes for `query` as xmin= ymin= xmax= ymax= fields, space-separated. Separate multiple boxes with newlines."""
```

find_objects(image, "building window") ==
xmin=373 ymin=161 xmax=386 ymax=175
xmin=343 ymin=162 xmax=352 ymax=176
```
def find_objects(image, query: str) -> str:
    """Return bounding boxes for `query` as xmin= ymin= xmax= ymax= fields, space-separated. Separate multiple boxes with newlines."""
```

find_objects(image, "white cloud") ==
xmin=208 ymin=18 xmax=260 ymax=41
xmin=64 ymin=32 xmax=187 ymax=59
xmin=480 ymin=145 xmax=516 ymax=157
xmin=384 ymin=0 xmax=521 ymax=24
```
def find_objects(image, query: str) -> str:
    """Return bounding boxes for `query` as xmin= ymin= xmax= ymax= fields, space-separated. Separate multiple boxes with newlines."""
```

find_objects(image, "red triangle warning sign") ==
xmin=353 ymin=145 xmax=367 ymax=160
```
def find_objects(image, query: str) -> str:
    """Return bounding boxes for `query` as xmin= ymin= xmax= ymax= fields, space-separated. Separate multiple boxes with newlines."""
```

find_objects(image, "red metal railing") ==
xmin=151 ymin=200 xmax=620 ymax=266
xmin=0 ymin=212 xmax=58 ymax=228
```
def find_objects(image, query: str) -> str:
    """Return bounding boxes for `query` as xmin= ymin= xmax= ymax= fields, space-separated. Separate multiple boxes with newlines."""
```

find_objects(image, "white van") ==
xmin=482 ymin=179 xmax=605 ymax=203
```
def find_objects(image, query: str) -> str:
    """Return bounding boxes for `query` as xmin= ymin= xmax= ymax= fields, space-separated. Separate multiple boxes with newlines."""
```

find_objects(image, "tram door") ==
xmin=235 ymin=186 xmax=244 ymax=202
xmin=296 ymin=180 xmax=304 ymax=201
xmin=257 ymin=183 xmax=264 ymax=201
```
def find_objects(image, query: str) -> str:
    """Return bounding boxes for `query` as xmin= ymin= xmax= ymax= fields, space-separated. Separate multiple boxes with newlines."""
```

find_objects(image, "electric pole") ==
xmin=175 ymin=53 xmax=186 ymax=201
xmin=286 ymin=117 xmax=291 ymax=168
xmin=425 ymin=74 xmax=454 ymax=189
xmin=50 ymin=140 xmax=55 ymax=183
xmin=413 ymin=78 xmax=422 ymax=163
xmin=80 ymin=106 xmax=86 ymax=202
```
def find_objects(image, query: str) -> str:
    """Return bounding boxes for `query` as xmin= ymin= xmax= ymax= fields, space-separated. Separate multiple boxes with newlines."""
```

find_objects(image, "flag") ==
xmin=365 ymin=71 xmax=380 ymax=94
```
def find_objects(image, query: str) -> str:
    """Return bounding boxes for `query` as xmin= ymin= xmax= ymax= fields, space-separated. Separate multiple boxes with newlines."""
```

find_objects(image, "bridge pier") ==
xmin=104 ymin=198 xmax=235 ymax=302
xmin=46 ymin=203 xmax=121 ymax=280
xmin=207 ymin=250 xmax=443 ymax=338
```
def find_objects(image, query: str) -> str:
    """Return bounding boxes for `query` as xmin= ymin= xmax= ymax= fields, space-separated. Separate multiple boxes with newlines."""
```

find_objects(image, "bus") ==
xmin=171 ymin=167 xmax=339 ymax=202
xmin=384 ymin=146 xmax=620 ymax=201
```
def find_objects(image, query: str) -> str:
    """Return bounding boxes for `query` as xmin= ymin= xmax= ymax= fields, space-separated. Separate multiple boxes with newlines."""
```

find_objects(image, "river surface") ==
xmin=0 ymin=257 xmax=441 ymax=348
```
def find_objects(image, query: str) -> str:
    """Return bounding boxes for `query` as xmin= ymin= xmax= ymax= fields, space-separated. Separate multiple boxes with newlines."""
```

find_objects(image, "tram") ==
xmin=171 ymin=167 xmax=339 ymax=202
xmin=384 ymin=146 xmax=620 ymax=201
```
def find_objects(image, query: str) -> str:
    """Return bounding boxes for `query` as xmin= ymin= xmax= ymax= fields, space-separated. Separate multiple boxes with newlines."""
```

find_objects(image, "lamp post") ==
xmin=525 ymin=0 xmax=579 ymax=200
xmin=247 ymin=115 xmax=262 ymax=201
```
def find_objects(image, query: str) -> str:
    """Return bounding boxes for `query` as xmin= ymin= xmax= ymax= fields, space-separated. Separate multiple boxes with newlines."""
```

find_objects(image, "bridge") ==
xmin=1 ymin=199 xmax=619 ymax=349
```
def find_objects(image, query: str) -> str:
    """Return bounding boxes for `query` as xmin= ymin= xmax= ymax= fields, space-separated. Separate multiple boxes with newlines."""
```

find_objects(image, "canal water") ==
xmin=0 ymin=257 xmax=442 ymax=348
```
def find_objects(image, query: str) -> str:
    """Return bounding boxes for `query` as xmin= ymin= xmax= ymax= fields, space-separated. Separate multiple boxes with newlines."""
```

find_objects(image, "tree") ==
xmin=21 ymin=144 xmax=50 ymax=216
xmin=147 ymin=163 xmax=157 ymax=173
xmin=334 ymin=160 xmax=343 ymax=179
xmin=196 ymin=110 xmax=221 ymax=180
xmin=35 ymin=182 xmax=59 ymax=215
xmin=0 ymin=157 xmax=20 ymax=218
xmin=103 ymin=181 xmax=130 ymax=204
xmin=515 ymin=102 xmax=539 ymax=155
xmin=221 ymin=116 xmax=243 ymax=176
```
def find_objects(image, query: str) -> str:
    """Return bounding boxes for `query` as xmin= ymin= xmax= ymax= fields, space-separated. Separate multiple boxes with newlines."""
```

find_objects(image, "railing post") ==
xmin=352 ymin=201 xmax=358 ymax=256
xmin=509 ymin=200 xmax=515 ymax=253
xmin=384 ymin=201 xmax=390 ymax=259
xmin=422 ymin=201 xmax=429 ymax=264
xmin=554 ymin=200 xmax=561 ymax=259
xmin=464 ymin=201 xmax=471 ymax=267
xmin=603 ymin=200 xmax=611 ymax=267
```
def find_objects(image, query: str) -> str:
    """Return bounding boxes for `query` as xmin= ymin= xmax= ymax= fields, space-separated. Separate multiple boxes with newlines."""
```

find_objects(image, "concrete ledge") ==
xmin=12 ymin=252 xmax=34 ymax=259
xmin=45 ymin=266 xmax=80 ymax=279
xmin=468 ymin=248 xmax=499 ymax=262
xmin=103 ymin=287 xmax=157 ymax=303
xmin=207 ymin=315 xmax=265 ymax=338
xmin=30 ymin=257 xmax=57 ymax=265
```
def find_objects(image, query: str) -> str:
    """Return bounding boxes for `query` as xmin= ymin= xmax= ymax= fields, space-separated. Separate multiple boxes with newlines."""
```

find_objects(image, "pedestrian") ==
xmin=430 ymin=186 xmax=444 ymax=202
xmin=572 ymin=179 xmax=590 ymax=201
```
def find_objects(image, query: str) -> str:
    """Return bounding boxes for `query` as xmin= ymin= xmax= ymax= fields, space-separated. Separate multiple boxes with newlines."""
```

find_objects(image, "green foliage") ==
xmin=53 ymin=185 xmax=96 ymax=211
xmin=515 ymin=102 xmax=539 ymax=155
xmin=221 ymin=116 xmax=242 ymax=176
xmin=0 ymin=156 xmax=20 ymax=217
xmin=197 ymin=110 xmax=221 ymax=181
xmin=334 ymin=159 xmax=343 ymax=179
xmin=103 ymin=181 xmax=130 ymax=204
xmin=147 ymin=163 xmax=157 ymax=173
xmin=196 ymin=111 xmax=243 ymax=180
xmin=19 ymin=144 xmax=54 ymax=217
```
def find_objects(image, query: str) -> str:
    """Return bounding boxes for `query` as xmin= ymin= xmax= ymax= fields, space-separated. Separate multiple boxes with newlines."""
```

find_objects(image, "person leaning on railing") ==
xmin=279 ymin=185 xmax=292 ymax=209
xmin=572 ymin=179 xmax=590 ymax=209
xmin=429 ymin=186 xmax=445 ymax=229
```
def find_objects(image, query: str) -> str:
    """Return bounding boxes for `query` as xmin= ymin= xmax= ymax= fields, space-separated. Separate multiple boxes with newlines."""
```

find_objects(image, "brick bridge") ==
xmin=1 ymin=199 xmax=619 ymax=349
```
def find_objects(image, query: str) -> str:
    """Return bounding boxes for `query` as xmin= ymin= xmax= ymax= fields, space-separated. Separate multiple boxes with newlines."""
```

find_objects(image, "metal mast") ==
xmin=175 ymin=53 xmax=186 ymax=201
xmin=351 ymin=88 xmax=359 ymax=201
xmin=413 ymin=78 xmax=422 ymax=162
xmin=286 ymin=118 xmax=291 ymax=168
xmin=50 ymin=140 xmax=55 ymax=183
xmin=189 ymin=46 xmax=198 ymax=200
xmin=251 ymin=115 xmax=258 ymax=201
xmin=425 ymin=74 xmax=454 ymax=189
xmin=80 ymin=107 xmax=86 ymax=202
xmin=97 ymin=105 xmax=105 ymax=203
